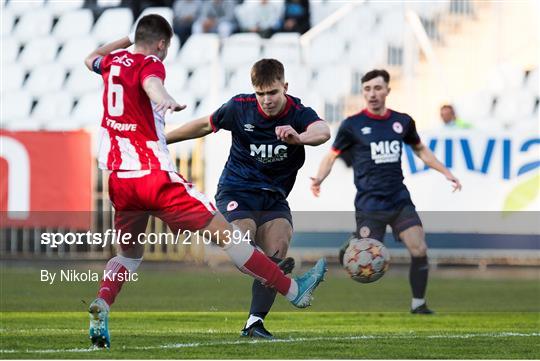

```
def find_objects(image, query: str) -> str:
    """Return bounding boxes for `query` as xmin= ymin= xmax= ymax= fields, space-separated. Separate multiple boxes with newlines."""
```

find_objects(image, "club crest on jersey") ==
xmin=250 ymin=144 xmax=288 ymax=163
xmin=359 ymin=226 xmax=371 ymax=238
xmin=392 ymin=122 xmax=403 ymax=134
xmin=227 ymin=201 xmax=238 ymax=211
xmin=370 ymin=140 xmax=401 ymax=164
xmin=244 ymin=124 xmax=255 ymax=132
xmin=361 ymin=127 xmax=372 ymax=135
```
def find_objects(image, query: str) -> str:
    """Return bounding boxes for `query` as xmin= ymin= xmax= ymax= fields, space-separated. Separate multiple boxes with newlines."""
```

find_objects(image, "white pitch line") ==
xmin=1 ymin=332 xmax=539 ymax=354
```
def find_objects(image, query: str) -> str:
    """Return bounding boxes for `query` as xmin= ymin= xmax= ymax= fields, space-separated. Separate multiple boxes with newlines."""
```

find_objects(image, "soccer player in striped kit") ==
xmin=84 ymin=14 xmax=326 ymax=349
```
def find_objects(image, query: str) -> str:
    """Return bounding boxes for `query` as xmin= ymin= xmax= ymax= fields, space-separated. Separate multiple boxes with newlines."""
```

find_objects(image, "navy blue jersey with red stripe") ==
xmin=332 ymin=109 xmax=421 ymax=211
xmin=211 ymin=94 xmax=321 ymax=197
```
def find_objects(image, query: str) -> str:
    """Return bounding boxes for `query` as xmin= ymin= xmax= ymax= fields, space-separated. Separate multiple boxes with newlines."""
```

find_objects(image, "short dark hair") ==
xmin=361 ymin=69 xmax=390 ymax=84
xmin=135 ymin=14 xmax=173 ymax=45
xmin=440 ymin=104 xmax=455 ymax=112
xmin=251 ymin=59 xmax=285 ymax=88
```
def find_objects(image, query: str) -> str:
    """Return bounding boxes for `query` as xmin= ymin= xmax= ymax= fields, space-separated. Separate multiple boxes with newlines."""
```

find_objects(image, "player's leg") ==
xmin=89 ymin=172 xmax=150 ymax=348
xmin=158 ymin=172 xmax=327 ymax=308
xmin=393 ymin=205 xmax=433 ymax=314
xmin=242 ymin=217 xmax=294 ymax=338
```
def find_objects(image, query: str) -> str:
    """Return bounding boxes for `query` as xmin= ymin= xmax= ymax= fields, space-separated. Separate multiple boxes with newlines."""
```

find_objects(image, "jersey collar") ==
xmin=257 ymin=95 xmax=294 ymax=120
xmin=362 ymin=108 xmax=392 ymax=120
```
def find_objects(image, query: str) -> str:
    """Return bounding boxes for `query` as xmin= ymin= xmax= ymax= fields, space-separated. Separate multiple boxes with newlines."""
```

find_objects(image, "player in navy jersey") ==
xmin=311 ymin=69 xmax=462 ymax=314
xmin=167 ymin=58 xmax=330 ymax=337
xmin=83 ymin=16 xmax=328 ymax=349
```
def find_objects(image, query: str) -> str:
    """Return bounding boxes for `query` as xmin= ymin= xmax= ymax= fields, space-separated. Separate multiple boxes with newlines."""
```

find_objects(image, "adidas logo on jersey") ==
xmin=250 ymin=144 xmax=287 ymax=163
xmin=370 ymin=140 xmax=400 ymax=164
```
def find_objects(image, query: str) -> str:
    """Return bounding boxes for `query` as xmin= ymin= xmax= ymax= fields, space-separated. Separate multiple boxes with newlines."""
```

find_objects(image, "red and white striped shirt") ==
xmin=95 ymin=50 xmax=175 ymax=171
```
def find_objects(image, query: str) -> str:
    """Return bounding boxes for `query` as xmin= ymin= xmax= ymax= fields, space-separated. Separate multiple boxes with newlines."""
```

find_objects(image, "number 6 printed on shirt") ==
xmin=108 ymin=65 xmax=124 ymax=116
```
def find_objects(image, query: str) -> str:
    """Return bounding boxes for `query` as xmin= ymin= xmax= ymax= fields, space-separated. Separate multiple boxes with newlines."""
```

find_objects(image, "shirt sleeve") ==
xmin=331 ymin=119 xmax=354 ymax=154
xmin=403 ymin=116 xmax=421 ymax=145
xmin=209 ymin=98 xmax=236 ymax=132
xmin=139 ymin=57 xmax=166 ymax=86
xmin=295 ymin=107 xmax=323 ymax=132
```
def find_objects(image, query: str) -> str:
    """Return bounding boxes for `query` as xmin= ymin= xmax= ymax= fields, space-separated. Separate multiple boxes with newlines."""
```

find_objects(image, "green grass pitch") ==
xmin=1 ymin=264 xmax=539 ymax=359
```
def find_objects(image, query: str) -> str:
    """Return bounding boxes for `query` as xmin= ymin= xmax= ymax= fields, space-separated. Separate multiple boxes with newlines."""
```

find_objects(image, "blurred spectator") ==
xmin=236 ymin=0 xmax=283 ymax=38
xmin=192 ymin=0 xmax=237 ymax=38
xmin=440 ymin=104 xmax=473 ymax=128
xmin=281 ymin=0 xmax=310 ymax=34
xmin=172 ymin=0 xmax=202 ymax=45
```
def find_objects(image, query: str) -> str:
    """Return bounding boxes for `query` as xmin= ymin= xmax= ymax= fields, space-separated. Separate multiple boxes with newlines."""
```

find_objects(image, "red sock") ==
xmin=241 ymin=249 xmax=292 ymax=296
xmin=97 ymin=258 xmax=129 ymax=306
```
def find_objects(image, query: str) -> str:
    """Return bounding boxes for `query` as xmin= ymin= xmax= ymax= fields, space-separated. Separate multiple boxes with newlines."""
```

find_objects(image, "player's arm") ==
xmin=84 ymin=36 xmax=132 ymax=72
xmin=166 ymin=116 xmax=213 ymax=144
xmin=142 ymin=77 xmax=186 ymax=114
xmin=310 ymin=150 xmax=339 ymax=197
xmin=276 ymin=121 xmax=330 ymax=146
xmin=411 ymin=142 xmax=462 ymax=192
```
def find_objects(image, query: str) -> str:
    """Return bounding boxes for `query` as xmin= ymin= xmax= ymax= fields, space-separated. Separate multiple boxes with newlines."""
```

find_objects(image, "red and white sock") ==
xmin=97 ymin=255 xmax=142 ymax=307
xmin=223 ymin=227 xmax=293 ymax=296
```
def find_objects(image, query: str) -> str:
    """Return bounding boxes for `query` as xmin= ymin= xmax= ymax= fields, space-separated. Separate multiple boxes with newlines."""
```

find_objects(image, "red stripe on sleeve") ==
xmin=209 ymin=114 xmax=217 ymax=133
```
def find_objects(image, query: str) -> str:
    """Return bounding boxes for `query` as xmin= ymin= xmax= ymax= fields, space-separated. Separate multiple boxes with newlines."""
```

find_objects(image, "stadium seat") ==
xmin=31 ymin=92 xmax=74 ymax=125
xmin=1 ymin=91 xmax=34 ymax=128
xmin=453 ymin=91 xmax=495 ymax=121
xmin=310 ymin=0 xmax=344 ymax=26
xmin=305 ymin=31 xmax=345 ymax=67
xmin=12 ymin=9 xmax=53 ymax=42
xmin=345 ymin=37 xmax=386 ymax=72
xmin=58 ymin=37 xmax=98 ymax=69
xmin=46 ymin=0 xmax=84 ymax=15
xmin=313 ymin=65 xmax=352 ymax=101
xmin=193 ymin=97 xmax=220 ymax=119
xmin=165 ymin=92 xmax=196 ymax=125
xmin=19 ymin=36 xmax=59 ymax=69
xmin=163 ymin=35 xmax=181 ymax=64
xmin=178 ymin=34 xmax=220 ymax=70
xmin=53 ymin=9 xmax=94 ymax=42
xmin=525 ymin=68 xmax=538 ymax=95
xmin=335 ymin=5 xmax=376 ymax=41
xmin=221 ymin=33 xmax=262 ymax=70
xmin=283 ymin=64 xmax=311 ymax=98
xmin=64 ymin=66 xmax=102 ymax=96
xmin=225 ymin=65 xmax=253 ymax=94
xmin=1 ymin=8 xmax=14 ymax=36
xmin=164 ymin=63 xmax=189 ymax=93
xmin=70 ymin=92 xmax=104 ymax=127
xmin=486 ymin=63 xmax=525 ymax=93
xmin=263 ymin=33 xmax=302 ymax=65
xmin=92 ymin=8 xmax=133 ymax=43
xmin=188 ymin=65 xmax=225 ymax=99
xmin=2 ymin=64 xmax=25 ymax=94
xmin=494 ymin=90 xmax=537 ymax=121
xmin=6 ymin=0 xmax=44 ymax=16
xmin=139 ymin=7 xmax=174 ymax=26
xmin=1 ymin=36 xmax=20 ymax=64
xmin=97 ymin=0 xmax=122 ymax=7
xmin=24 ymin=64 xmax=66 ymax=96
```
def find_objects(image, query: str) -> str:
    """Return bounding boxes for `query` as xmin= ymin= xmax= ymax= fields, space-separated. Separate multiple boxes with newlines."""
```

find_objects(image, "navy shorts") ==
xmin=355 ymin=201 xmax=422 ymax=242
xmin=215 ymin=189 xmax=292 ymax=227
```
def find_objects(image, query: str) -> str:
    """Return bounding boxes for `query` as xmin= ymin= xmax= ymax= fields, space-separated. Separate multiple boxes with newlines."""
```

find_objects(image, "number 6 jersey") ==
xmin=92 ymin=50 xmax=175 ymax=171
